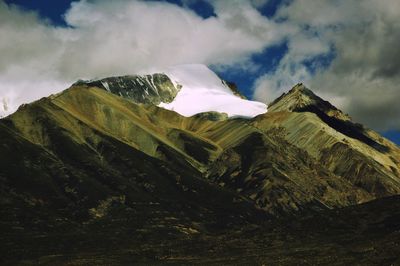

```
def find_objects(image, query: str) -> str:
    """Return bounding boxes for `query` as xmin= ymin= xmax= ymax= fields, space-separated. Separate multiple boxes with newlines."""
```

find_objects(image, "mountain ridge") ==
xmin=255 ymin=84 xmax=400 ymax=198
xmin=2 ymin=82 xmax=395 ymax=214
xmin=0 ymin=69 xmax=399 ymax=264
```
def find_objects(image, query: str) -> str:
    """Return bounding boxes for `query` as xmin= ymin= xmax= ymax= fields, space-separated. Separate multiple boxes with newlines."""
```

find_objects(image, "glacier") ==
xmin=158 ymin=64 xmax=267 ymax=118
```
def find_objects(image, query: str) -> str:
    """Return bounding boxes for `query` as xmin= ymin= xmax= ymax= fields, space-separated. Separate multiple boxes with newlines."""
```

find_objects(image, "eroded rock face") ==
xmin=255 ymin=84 xmax=400 ymax=198
xmin=269 ymin=83 xmax=351 ymax=119
xmin=73 ymin=73 xmax=180 ymax=105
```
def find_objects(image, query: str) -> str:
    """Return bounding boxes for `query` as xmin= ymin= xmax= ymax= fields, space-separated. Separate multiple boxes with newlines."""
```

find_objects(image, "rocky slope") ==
xmin=74 ymin=64 xmax=267 ymax=118
xmin=0 ymin=69 xmax=399 ymax=264
xmin=255 ymin=83 xmax=400 ymax=197
xmin=1 ymin=85 xmax=375 ymax=216
xmin=73 ymin=73 xmax=179 ymax=105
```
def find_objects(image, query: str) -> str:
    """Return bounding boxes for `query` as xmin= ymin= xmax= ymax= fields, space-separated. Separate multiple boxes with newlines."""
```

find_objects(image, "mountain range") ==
xmin=1 ymin=65 xmax=399 ymax=265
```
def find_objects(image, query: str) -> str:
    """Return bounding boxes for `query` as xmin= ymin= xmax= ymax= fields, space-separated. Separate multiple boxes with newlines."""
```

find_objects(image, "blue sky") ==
xmin=1 ymin=0 xmax=399 ymax=145
xmin=4 ymin=0 xmax=77 ymax=25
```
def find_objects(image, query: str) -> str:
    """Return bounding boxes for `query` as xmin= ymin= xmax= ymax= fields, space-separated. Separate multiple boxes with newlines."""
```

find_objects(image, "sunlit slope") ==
xmin=7 ymin=86 xmax=221 ymax=174
xmin=52 ymin=86 xmax=265 ymax=169
xmin=0 ymin=85 xmax=376 ymax=216
xmin=254 ymin=84 xmax=400 ymax=197
xmin=0 ymin=96 xmax=264 ymax=241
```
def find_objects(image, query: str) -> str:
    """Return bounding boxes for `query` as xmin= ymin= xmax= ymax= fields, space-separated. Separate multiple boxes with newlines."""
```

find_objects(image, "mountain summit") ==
xmin=269 ymin=83 xmax=350 ymax=121
xmin=75 ymin=64 xmax=267 ymax=118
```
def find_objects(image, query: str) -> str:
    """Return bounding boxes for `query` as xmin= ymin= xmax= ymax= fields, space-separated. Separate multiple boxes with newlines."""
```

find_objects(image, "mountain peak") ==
xmin=269 ymin=83 xmax=350 ymax=121
xmin=268 ymin=84 xmax=392 ymax=152
xmin=289 ymin=82 xmax=308 ymax=92
xmin=73 ymin=64 xmax=267 ymax=119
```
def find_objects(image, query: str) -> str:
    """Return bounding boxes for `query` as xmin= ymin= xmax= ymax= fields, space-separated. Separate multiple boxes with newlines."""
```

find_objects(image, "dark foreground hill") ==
xmin=2 ymin=195 xmax=400 ymax=265
xmin=0 ymin=74 xmax=399 ymax=265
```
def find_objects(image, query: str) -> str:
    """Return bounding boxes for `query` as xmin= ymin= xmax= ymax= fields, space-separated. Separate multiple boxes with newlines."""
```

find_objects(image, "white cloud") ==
xmin=253 ymin=0 xmax=400 ymax=131
xmin=253 ymin=30 xmax=331 ymax=102
xmin=0 ymin=0 xmax=285 ymax=117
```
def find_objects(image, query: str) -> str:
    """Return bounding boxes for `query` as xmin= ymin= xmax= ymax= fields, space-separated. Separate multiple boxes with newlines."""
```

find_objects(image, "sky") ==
xmin=0 ymin=0 xmax=399 ymax=144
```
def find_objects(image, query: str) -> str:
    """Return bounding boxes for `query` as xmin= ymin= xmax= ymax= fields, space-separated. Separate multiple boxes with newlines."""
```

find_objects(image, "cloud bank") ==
xmin=253 ymin=0 xmax=400 ymax=131
xmin=0 ymin=0 xmax=399 ymax=132
xmin=0 ymin=0 xmax=284 ymax=117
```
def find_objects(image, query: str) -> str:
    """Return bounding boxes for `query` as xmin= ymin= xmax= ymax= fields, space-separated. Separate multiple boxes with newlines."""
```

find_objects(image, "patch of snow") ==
xmin=158 ymin=64 xmax=267 ymax=118
xmin=101 ymin=81 xmax=110 ymax=92
xmin=149 ymin=76 xmax=157 ymax=91
xmin=0 ymin=94 xmax=16 ymax=119
xmin=145 ymin=75 xmax=159 ymax=95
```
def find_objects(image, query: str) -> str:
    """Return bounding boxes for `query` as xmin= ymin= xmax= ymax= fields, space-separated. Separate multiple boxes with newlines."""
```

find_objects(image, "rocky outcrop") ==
xmin=73 ymin=73 xmax=180 ymax=105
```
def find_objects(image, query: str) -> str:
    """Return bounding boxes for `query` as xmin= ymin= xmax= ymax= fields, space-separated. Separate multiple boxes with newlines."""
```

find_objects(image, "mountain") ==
xmin=257 ymin=83 xmax=400 ymax=197
xmin=74 ymin=64 xmax=267 ymax=118
xmin=0 ymin=65 xmax=399 ymax=264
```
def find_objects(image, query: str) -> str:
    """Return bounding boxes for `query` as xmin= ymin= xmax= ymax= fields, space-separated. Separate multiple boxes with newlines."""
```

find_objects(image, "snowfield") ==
xmin=158 ymin=64 xmax=267 ymax=118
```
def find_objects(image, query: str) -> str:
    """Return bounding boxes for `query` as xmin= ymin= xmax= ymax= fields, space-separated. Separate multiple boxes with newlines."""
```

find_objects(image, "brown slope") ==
xmin=0 ymin=92 xmax=269 ymax=264
xmin=1 ymin=85 xmax=373 ymax=218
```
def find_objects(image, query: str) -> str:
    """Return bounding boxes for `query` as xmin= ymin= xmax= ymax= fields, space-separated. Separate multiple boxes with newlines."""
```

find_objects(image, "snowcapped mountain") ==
xmin=75 ymin=64 xmax=267 ymax=118
xmin=159 ymin=64 xmax=267 ymax=118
